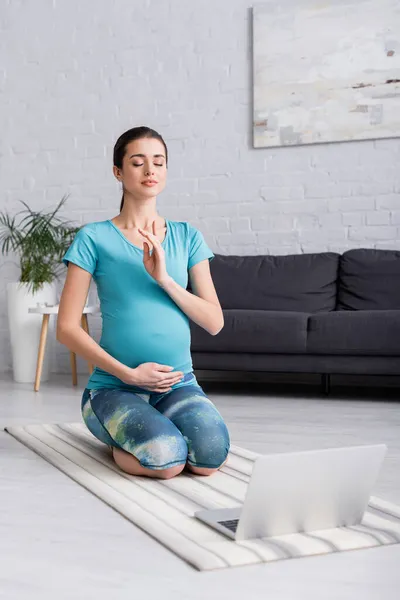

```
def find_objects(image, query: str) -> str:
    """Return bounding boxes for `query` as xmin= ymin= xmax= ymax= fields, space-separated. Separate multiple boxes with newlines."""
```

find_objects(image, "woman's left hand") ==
xmin=138 ymin=221 xmax=170 ymax=285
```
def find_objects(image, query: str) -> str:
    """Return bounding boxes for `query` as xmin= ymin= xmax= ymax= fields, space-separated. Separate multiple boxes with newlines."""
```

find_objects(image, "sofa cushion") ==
xmin=206 ymin=253 xmax=339 ymax=312
xmin=307 ymin=311 xmax=400 ymax=355
xmin=190 ymin=309 xmax=309 ymax=354
xmin=337 ymin=248 xmax=400 ymax=310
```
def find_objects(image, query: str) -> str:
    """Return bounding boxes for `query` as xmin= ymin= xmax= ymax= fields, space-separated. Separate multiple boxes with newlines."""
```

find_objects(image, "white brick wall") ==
xmin=1 ymin=0 xmax=400 ymax=373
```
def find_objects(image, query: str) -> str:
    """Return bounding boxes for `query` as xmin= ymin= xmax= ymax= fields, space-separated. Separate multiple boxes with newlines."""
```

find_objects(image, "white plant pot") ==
xmin=7 ymin=282 xmax=57 ymax=383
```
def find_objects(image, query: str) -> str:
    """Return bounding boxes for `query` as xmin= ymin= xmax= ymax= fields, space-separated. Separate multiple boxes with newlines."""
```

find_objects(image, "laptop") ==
xmin=194 ymin=444 xmax=387 ymax=541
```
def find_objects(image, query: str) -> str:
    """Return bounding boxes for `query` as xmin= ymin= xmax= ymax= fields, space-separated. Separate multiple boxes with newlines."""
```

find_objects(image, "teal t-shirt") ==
xmin=62 ymin=219 xmax=214 ymax=390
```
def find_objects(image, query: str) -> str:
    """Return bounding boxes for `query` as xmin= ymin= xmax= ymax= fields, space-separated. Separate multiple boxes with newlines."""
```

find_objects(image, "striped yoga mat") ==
xmin=5 ymin=422 xmax=400 ymax=571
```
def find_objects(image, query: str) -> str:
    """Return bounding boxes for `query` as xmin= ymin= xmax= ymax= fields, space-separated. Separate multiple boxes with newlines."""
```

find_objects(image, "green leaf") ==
xmin=0 ymin=196 xmax=79 ymax=289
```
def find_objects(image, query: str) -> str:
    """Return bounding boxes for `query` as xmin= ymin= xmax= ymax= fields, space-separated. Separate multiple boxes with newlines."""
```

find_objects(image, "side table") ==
xmin=28 ymin=304 xmax=100 ymax=392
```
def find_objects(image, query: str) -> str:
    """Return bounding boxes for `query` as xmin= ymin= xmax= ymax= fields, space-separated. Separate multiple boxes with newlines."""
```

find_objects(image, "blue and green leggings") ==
xmin=81 ymin=372 xmax=230 ymax=470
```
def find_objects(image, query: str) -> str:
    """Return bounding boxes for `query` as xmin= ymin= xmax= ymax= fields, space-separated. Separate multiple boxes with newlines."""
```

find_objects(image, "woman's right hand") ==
xmin=120 ymin=362 xmax=184 ymax=392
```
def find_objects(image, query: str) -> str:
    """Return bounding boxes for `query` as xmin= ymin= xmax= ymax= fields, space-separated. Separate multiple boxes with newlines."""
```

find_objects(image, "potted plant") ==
xmin=0 ymin=195 xmax=79 ymax=383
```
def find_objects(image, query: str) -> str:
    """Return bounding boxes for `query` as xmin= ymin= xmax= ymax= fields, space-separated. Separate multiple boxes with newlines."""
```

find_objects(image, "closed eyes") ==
xmin=133 ymin=163 xmax=164 ymax=167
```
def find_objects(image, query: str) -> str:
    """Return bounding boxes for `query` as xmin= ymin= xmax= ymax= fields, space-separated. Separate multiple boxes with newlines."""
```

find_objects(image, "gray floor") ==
xmin=1 ymin=372 xmax=400 ymax=600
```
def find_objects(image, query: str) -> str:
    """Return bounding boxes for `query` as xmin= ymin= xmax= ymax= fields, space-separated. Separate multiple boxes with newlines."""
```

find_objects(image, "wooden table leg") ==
xmin=34 ymin=314 xmax=50 ymax=392
xmin=70 ymin=351 xmax=78 ymax=386
xmin=81 ymin=314 xmax=93 ymax=374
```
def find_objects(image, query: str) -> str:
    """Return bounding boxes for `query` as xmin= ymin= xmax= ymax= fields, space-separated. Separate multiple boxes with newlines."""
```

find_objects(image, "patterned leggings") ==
xmin=81 ymin=372 xmax=230 ymax=470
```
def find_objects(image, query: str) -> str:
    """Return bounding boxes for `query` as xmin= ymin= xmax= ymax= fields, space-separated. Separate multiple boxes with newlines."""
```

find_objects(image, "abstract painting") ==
xmin=253 ymin=1 xmax=400 ymax=148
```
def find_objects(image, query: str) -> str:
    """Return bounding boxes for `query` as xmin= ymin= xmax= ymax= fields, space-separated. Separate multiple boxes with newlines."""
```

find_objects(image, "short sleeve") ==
xmin=187 ymin=224 xmax=215 ymax=270
xmin=62 ymin=225 xmax=98 ymax=275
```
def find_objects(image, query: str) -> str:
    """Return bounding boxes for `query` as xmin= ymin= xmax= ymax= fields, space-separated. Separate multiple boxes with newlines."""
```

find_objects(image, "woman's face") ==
xmin=116 ymin=137 xmax=167 ymax=198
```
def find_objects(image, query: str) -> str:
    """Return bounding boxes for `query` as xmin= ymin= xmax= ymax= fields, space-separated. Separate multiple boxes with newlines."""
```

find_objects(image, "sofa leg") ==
xmin=321 ymin=374 xmax=331 ymax=395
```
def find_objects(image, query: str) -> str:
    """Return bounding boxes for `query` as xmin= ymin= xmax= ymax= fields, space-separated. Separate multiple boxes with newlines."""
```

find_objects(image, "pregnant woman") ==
xmin=57 ymin=126 xmax=230 ymax=479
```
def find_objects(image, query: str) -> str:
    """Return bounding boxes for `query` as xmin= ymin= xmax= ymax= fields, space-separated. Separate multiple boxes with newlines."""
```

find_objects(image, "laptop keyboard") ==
xmin=218 ymin=518 xmax=239 ymax=533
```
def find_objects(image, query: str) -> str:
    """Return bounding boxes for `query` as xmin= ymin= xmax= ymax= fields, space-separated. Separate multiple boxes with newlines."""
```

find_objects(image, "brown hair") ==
xmin=113 ymin=126 xmax=169 ymax=211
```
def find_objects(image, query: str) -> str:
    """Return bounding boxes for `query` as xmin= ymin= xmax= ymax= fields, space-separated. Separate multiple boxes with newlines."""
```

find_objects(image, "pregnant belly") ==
xmin=99 ymin=309 xmax=191 ymax=369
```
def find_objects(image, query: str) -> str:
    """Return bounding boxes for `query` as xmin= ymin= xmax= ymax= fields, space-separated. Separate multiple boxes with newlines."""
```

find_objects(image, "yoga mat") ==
xmin=5 ymin=422 xmax=400 ymax=571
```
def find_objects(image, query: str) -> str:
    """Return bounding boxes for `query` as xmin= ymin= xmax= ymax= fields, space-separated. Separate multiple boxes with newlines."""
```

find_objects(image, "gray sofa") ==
xmin=188 ymin=248 xmax=400 ymax=392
